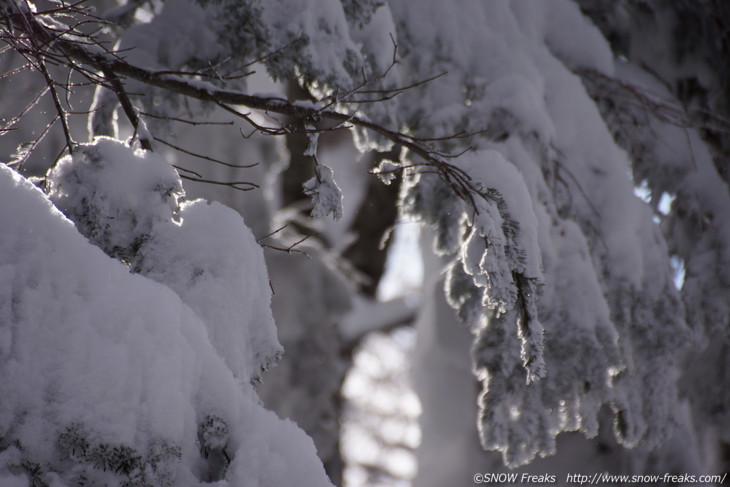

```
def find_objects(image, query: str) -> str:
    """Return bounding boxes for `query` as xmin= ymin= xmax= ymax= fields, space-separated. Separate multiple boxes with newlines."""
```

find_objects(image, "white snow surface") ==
xmin=263 ymin=0 xmax=353 ymax=76
xmin=121 ymin=0 xmax=223 ymax=71
xmin=0 ymin=157 xmax=332 ymax=486
xmin=459 ymin=150 xmax=543 ymax=281
xmin=47 ymin=138 xmax=282 ymax=382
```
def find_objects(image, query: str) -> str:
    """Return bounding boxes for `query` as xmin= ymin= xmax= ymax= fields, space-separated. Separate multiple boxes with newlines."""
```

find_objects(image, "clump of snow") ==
xmin=460 ymin=150 xmax=543 ymax=281
xmin=0 ymin=144 xmax=332 ymax=486
xmin=140 ymin=198 xmax=282 ymax=382
xmin=47 ymin=137 xmax=183 ymax=265
xmin=540 ymin=0 xmax=615 ymax=75
xmin=121 ymin=0 xmax=224 ymax=73
xmin=47 ymin=138 xmax=281 ymax=382
xmin=303 ymin=164 xmax=344 ymax=220
xmin=260 ymin=0 xmax=370 ymax=88
xmin=371 ymin=160 xmax=399 ymax=186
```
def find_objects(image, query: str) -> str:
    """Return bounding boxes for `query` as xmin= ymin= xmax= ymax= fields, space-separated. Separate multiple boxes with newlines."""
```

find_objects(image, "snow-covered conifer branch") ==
xmin=6 ymin=1 xmax=725 ymax=478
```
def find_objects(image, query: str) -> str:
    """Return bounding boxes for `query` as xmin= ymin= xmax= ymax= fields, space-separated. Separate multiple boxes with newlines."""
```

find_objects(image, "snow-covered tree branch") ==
xmin=1 ymin=0 xmax=729 ymax=486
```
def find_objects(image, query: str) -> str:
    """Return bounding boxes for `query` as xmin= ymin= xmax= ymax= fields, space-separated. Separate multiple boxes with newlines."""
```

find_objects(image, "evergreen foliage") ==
xmin=1 ymin=0 xmax=728 ymax=484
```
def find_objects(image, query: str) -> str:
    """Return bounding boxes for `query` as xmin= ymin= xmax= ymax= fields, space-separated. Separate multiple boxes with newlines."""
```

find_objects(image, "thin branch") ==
xmin=140 ymin=111 xmax=234 ymax=126
xmin=237 ymin=35 xmax=303 ymax=71
xmin=356 ymin=71 xmax=447 ymax=96
xmin=153 ymin=135 xmax=258 ymax=169
xmin=1 ymin=84 xmax=49 ymax=132
xmin=403 ymin=127 xmax=492 ymax=142
xmin=179 ymin=174 xmax=259 ymax=191
xmin=580 ymin=68 xmax=730 ymax=134
xmin=0 ymin=60 xmax=31 ymax=79
xmin=172 ymin=164 xmax=203 ymax=178
xmin=34 ymin=0 xmax=94 ymax=16
xmin=10 ymin=114 xmax=58 ymax=169
xmin=34 ymin=54 xmax=74 ymax=154
xmin=257 ymin=224 xmax=289 ymax=243
xmin=260 ymin=232 xmax=313 ymax=257
xmin=100 ymin=65 xmax=152 ymax=150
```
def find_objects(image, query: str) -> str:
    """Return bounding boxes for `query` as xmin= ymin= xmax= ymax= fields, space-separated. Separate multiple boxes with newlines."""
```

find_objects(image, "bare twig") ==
xmin=9 ymin=114 xmax=58 ymax=168
xmin=100 ymin=65 xmax=152 ymax=150
xmin=1 ymin=84 xmax=49 ymax=132
xmin=179 ymin=174 xmax=259 ymax=191
xmin=172 ymin=164 xmax=203 ymax=178
xmin=140 ymin=111 xmax=234 ymax=126
xmin=260 ymin=233 xmax=313 ymax=257
xmin=0 ymin=60 xmax=31 ymax=79
xmin=257 ymin=224 xmax=289 ymax=243
xmin=153 ymin=135 xmax=258 ymax=169
xmin=37 ymin=58 xmax=73 ymax=155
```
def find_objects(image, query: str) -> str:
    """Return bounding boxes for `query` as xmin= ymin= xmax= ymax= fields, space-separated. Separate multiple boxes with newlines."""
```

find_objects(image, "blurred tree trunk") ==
xmin=259 ymin=80 xmax=402 ymax=486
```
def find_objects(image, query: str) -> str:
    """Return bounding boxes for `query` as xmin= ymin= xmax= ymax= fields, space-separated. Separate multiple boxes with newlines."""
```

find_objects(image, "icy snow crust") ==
xmin=0 ymin=146 xmax=332 ymax=486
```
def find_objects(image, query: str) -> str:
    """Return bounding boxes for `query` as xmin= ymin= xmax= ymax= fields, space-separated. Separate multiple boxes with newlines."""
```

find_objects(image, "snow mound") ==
xmin=0 ymin=153 xmax=331 ymax=486
xmin=47 ymin=138 xmax=281 ymax=382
